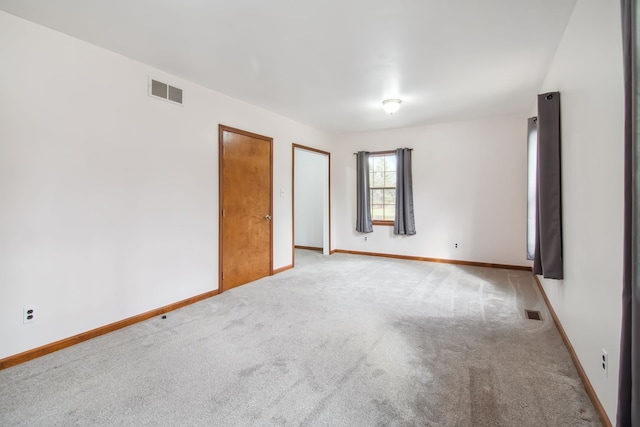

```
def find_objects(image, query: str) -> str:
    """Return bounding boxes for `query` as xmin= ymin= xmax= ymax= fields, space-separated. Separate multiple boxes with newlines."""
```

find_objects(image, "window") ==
xmin=369 ymin=151 xmax=396 ymax=224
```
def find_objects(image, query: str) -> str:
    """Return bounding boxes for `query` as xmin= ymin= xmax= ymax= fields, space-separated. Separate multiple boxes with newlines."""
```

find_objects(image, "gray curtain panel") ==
xmin=394 ymin=148 xmax=416 ymax=235
xmin=618 ymin=1 xmax=639 ymax=425
xmin=355 ymin=151 xmax=373 ymax=233
xmin=533 ymin=92 xmax=564 ymax=279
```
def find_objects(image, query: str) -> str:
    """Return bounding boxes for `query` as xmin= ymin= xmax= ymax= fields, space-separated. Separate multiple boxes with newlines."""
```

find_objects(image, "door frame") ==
xmin=219 ymin=124 xmax=273 ymax=293
xmin=292 ymin=143 xmax=331 ymax=263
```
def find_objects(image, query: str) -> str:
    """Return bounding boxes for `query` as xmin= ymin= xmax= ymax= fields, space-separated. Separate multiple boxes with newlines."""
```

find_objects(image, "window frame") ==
xmin=368 ymin=150 xmax=396 ymax=226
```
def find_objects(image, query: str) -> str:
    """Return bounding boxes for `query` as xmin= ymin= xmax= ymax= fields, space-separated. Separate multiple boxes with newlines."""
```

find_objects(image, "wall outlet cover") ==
xmin=23 ymin=306 xmax=37 ymax=324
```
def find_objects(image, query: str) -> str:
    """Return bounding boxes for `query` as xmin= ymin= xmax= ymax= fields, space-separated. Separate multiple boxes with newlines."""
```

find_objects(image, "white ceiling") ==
xmin=0 ymin=0 xmax=577 ymax=133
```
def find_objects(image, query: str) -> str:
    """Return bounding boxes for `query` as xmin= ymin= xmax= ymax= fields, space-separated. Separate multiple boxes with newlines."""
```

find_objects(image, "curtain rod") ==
xmin=353 ymin=148 xmax=413 ymax=155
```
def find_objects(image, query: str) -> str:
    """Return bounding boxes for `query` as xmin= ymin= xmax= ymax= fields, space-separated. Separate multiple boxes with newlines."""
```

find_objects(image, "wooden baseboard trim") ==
xmin=532 ymin=275 xmax=612 ymax=427
xmin=294 ymin=245 xmax=323 ymax=252
xmin=273 ymin=264 xmax=294 ymax=274
xmin=0 ymin=289 xmax=219 ymax=371
xmin=333 ymin=249 xmax=531 ymax=271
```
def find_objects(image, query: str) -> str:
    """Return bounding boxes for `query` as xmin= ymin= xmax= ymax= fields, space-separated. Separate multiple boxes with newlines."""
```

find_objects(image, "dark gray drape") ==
xmin=533 ymin=92 xmax=564 ymax=279
xmin=618 ymin=1 xmax=639 ymax=424
xmin=394 ymin=148 xmax=416 ymax=235
xmin=355 ymin=151 xmax=373 ymax=233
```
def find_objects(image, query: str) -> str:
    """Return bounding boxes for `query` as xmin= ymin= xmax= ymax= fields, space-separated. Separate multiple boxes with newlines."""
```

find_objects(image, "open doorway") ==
xmin=292 ymin=144 xmax=330 ymax=261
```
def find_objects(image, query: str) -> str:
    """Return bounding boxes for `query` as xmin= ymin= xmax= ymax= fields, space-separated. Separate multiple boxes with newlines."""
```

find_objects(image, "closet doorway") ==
xmin=292 ymin=144 xmax=330 ymax=260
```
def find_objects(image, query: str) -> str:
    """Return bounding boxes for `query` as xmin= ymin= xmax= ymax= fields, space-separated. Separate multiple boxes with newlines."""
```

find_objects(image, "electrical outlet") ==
xmin=601 ymin=349 xmax=608 ymax=377
xmin=364 ymin=236 xmax=368 ymax=242
xmin=454 ymin=243 xmax=459 ymax=249
xmin=23 ymin=306 xmax=37 ymax=324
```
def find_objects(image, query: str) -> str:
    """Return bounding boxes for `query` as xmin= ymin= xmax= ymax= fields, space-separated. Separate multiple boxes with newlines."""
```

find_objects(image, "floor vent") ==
xmin=525 ymin=309 xmax=542 ymax=321
xmin=149 ymin=78 xmax=183 ymax=105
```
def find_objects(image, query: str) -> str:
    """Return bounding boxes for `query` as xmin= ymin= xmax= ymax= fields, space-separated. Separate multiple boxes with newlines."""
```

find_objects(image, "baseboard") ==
xmin=532 ymin=275 xmax=612 ymax=427
xmin=294 ymin=245 xmax=323 ymax=252
xmin=333 ymin=249 xmax=531 ymax=271
xmin=273 ymin=264 xmax=294 ymax=274
xmin=2 ymin=262 xmax=297 ymax=371
xmin=0 ymin=289 xmax=219 ymax=371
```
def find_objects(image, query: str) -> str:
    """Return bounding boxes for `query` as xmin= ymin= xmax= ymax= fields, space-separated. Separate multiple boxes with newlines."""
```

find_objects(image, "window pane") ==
xmin=384 ymin=155 xmax=396 ymax=172
xmin=372 ymin=172 xmax=385 ymax=187
xmin=385 ymin=189 xmax=396 ymax=206
xmin=372 ymin=156 xmax=385 ymax=172
xmin=371 ymin=189 xmax=383 ymax=205
xmin=384 ymin=205 xmax=395 ymax=220
xmin=384 ymin=171 xmax=396 ymax=187
xmin=371 ymin=205 xmax=384 ymax=220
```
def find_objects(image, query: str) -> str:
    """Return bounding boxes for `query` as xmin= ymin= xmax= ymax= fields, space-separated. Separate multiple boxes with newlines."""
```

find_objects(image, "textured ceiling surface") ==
xmin=0 ymin=1 xmax=577 ymax=132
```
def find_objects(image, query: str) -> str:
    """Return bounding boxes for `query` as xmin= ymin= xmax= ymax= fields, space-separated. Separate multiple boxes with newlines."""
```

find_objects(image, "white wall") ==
xmin=536 ymin=0 xmax=624 ymax=421
xmin=0 ymin=11 xmax=329 ymax=360
xmin=294 ymin=149 xmax=327 ymax=249
xmin=2 ymin=11 xmax=624 ymax=423
xmin=333 ymin=116 xmax=530 ymax=267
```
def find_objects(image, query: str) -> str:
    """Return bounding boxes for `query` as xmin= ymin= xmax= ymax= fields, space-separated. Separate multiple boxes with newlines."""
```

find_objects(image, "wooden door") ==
xmin=219 ymin=125 xmax=273 ymax=291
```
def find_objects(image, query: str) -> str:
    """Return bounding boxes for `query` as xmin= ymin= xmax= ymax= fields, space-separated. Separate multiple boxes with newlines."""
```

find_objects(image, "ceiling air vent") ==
xmin=149 ymin=78 xmax=183 ymax=105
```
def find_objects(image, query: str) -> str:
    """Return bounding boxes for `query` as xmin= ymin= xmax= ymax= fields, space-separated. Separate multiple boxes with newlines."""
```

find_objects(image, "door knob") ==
xmin=265 ymin=215 xmax=272 ymax=221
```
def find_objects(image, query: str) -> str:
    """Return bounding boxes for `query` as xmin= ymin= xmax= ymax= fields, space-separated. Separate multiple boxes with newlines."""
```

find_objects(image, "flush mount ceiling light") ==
xmin=382 ymin=98 xmax=402 ymax=115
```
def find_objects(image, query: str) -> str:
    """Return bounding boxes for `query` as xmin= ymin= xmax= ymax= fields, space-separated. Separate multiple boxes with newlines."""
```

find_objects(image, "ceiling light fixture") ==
xmin=382 ymin=98 xmax=402 ymax=115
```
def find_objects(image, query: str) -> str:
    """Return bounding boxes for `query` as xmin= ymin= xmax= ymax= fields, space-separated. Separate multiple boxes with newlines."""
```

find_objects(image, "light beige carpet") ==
xmin=0 ymin=250 xmax=599 ymax=426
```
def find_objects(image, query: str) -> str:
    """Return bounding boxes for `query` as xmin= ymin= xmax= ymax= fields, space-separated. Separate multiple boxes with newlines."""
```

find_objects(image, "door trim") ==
xmin=219 ymin=125 xmax=273 ymax=293
xmin=292 ymin=143 xmax=331 ymax=264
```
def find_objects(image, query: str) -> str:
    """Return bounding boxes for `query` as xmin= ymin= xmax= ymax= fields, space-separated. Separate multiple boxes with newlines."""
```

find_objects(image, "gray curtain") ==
xmin=355 ymin=151 xmax=373 ymax=233
xmin=394 ymin=148 xmax=416 ymax=235
xmin=533 ymin=92 xmax=564 ymax=279
xmin=618 ymin=1 xmax=639 ymax=424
